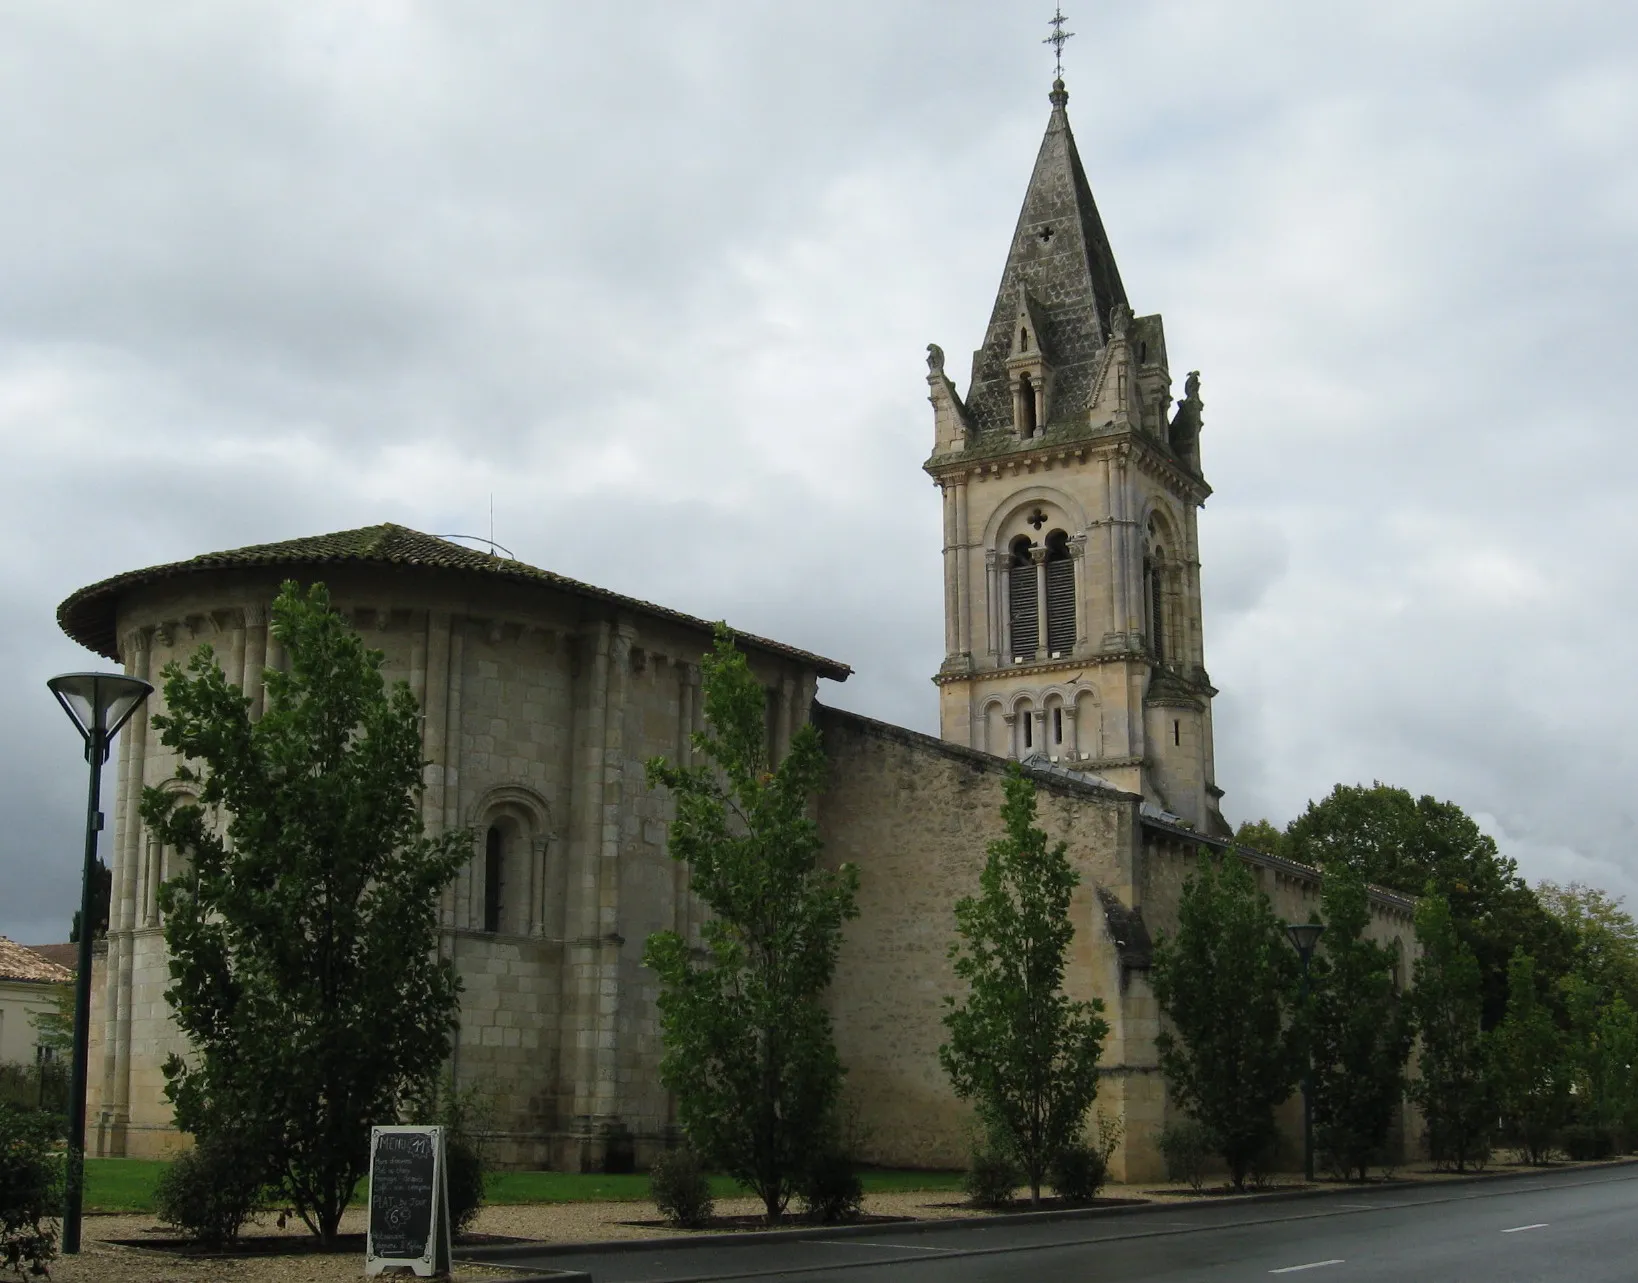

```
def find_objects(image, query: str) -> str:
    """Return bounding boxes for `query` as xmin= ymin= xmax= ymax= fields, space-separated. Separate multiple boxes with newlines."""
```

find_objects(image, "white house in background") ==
xmin=0 ymin=937 xmax=71 ymax=1064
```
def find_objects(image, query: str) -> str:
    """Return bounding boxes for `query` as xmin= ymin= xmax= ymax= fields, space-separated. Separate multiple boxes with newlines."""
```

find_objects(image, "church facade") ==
xmin=58 ymin=79 xmax=1418 ymax=1181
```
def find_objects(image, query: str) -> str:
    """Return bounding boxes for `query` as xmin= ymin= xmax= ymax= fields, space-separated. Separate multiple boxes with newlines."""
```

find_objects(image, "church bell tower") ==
xmin=924 ymin=76 xmax=1227 ymax=836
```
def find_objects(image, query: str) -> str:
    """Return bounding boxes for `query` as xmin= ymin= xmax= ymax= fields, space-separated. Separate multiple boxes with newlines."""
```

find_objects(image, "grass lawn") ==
xmin=84 ymin=1157 xmax=965 ymax=1213
xmin=84 ymin=1158 xmax=171 ymax=1213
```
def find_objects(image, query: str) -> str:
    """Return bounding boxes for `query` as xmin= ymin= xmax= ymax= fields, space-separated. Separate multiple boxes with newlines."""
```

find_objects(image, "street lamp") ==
xmin=46 ymin=672 xmax=153 ymax=1255
xmin=1285 ymin=921 xmax=1326 ymax=1184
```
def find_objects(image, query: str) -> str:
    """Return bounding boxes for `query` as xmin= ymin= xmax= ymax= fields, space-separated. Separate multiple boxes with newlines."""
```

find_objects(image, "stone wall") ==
xmin=91 ymin=562 xmax=825 ymax=1169
xmin=816 ymin=705 xmax=1141 ymax=1172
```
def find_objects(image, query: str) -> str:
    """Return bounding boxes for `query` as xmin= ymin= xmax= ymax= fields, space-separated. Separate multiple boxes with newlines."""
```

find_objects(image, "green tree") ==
xmin=940 ymin=765 xmax=1110 ymax=1207
xmin=1283 ymin=783 xmax=1572 ymax=1028
xmin=1233 ymin=818 xmax=1283 ymax=857
xmin=141 ymin=581 xmax=468 ymax=1243
xmin=1308 ymin=866 xmax=1415 ymax=1180
xmin=643 ymin=626 xmax=860 ymax=1223
xmin=1406 ymin=893 xmax=1492 ymax=1171
xmin=1152 ymin=853 xmax=1300 ymax=1190
xmin=1538 ymin=882 xmax=1638 ymax=1013
xmin=29 ymin=984 xmax=73 ymax=1058
xmin=1563 ymin=976 xmax=1638 ymax=1147
xmin=1490 ymin=950 xmax=1570 ymax=1164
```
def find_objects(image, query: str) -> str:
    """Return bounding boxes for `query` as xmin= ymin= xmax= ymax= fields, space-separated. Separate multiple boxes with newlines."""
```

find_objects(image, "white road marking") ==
xmin=1502 ymin=1223 xmax=1549 ymax=1233
xmin=808 ymin=1240 xmax=955 ymax=1252
xmin=1270 ymin=1261 xmax=1345 ymax=1274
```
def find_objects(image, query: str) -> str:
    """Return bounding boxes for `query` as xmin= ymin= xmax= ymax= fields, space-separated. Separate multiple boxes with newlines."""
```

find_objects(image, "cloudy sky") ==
xmin=2 ymin=0 xmax=1635 ymax=944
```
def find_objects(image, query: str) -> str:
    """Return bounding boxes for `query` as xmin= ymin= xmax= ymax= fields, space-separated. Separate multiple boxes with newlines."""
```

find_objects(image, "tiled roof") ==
xmin=25 ymin=944 xmax=78 ymax=974
xmin=0 ymin=937 xmax=72 ymax=985
xmin=57 ymin=523 xmax=852 ymax=680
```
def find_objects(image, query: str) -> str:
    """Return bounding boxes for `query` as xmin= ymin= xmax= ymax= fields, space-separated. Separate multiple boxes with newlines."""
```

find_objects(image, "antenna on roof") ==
xmin=489 ymin=493 xmax=495 ymax=557
xmin=1044 ymin=5 xmax=1074 ymax=81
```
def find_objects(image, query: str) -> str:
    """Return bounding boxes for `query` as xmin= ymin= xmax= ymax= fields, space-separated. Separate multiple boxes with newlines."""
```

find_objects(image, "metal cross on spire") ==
xmin=1044 ymin=6 xmax=1074 ymax=80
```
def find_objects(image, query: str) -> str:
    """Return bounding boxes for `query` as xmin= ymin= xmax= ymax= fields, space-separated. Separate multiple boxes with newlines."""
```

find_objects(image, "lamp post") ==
xmin=1285 ymin=921 xmax=1326 ymax=1184
xmin=47 ymin=672 xmax=153 ymax=1255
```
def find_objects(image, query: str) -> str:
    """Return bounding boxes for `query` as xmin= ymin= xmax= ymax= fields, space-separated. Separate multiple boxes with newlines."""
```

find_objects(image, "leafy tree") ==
xmin=1233 ymin=819 xmax=1282 ymax=857
xmin=141 ymin=581 xmax=468 ymax=1243
xmin=1308 ymin=865 xmax=1415 ymax=1180
xmin=643 ymin=626 xmax=860 ymax=1223
xmin=1538 ymin=882 xmax=1638 ymax=1013
xmin=29 ymin=984 xmax=73 ymax=1058
xmin=68 ymin=858 xmax=111 ymax=943
xmin=0 ymin=1104 xmax=63 ymax=1277
xmin=1563 ymin=977 xmax=1638 ymax=1147
xmin=940 ymin=765 xmax=1110 ymax=1207
xmin=1490 ymin=950 xmax=1570 ymax=1164
xmin=1283 ymin=783 xmax=1572 ymax=1028
xmin=1152 ymin=853 xmax=1300 ymax=1190
xmin=1406 ymin=893 xmax=1493 ymax=1171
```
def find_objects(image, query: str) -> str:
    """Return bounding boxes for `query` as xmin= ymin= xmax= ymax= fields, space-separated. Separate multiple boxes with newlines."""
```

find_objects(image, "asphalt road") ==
xmin=469 ymin=1162 xmax=1638 ymax=1282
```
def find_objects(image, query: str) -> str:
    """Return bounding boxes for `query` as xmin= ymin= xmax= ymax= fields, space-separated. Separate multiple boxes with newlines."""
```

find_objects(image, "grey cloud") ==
xmin=3 ymin=0 xmax=1637 ymax=942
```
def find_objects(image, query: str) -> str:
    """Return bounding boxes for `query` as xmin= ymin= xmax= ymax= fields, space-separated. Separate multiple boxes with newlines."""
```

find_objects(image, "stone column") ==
xmin=1032 ymin=708 xmax=1048 ymax=758
xmin=225 ymin=612 xmax=246 ymax=697
xmin=775 ymin=676 xmax=795 ymax=764
xmin=1031 ymin=546 xmax=1049 ymax=658
xmin=590 ymin=623 xmax=636 ymax=1127
xmin=241 ymin=604 xmax=267 ymax=719
xmin=954 ymin=480 xmax=971 ymax=655
xmin=999 ymin=559 xmax=1012 ymax=659
xmin=1101 ymin=456 xmax=1120 ymax=646
xmin=104 ymin=626 xmax=150 ymax=1153
xmin=562 ymin=620 xmax=611 ymax=1150
xmin=441 ymin=622 xmax=465 ymax=837
xmin=984 ymin=549 xmax=1000 ymax=660
xmin=422 ymin=612 xmax=451 ymax=837
xmin=1069 ymin=533 xmax=1088 ymax=649
xmin=941 ymin=483 xmax=959 ymax=657
xmin=1002 ymin=711 xmax=1017 ymax=760
xmin=673 ymin=664 xmax=697 ymax=946
xmin=1061 ymin=706 xmax=1077 ymax=759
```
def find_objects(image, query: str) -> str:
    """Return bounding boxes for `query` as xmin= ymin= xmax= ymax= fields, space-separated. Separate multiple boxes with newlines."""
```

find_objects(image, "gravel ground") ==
xmin=40 ymin=1163 xmax=1591 ymax=1282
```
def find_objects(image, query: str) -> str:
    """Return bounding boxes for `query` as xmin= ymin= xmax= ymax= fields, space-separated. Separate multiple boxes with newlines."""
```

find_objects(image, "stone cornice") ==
xmin=925 ymin=425 xmax=1211 ymax=506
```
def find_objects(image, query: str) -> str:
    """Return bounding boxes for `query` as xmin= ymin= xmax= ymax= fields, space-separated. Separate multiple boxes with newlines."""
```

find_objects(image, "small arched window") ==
xmin=1044 ymin=530 xmax=1075 ymax=656
xmin=1018 ymin=373 xmax=1037 ymax=438
xmin=1009 ymin=536 xmax=1038 ymax=660
xmin=1020 ymin=326 xmax=1030 ymax=351
xmin=483 ymin=824 xmax=505 ymax=934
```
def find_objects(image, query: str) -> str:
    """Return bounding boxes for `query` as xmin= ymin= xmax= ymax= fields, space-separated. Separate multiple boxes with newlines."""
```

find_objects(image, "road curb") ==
xmin=455 ymin=1155 xmax=1638 ymax=1265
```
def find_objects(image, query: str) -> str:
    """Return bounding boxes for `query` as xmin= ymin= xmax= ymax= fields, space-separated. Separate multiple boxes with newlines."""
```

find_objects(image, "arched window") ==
xmin=1044 ymin=530 xmax=1075 ymax=655
xmin=483 ymin=824 xmax=504 ymax=934
xmin=1020 ymin=326 xmax=1030 ymax=351
xmin=1018 ymin=373 xmax=1037 ymax=437
xmin=1008 ymin=536 xmax=1038 ymax=660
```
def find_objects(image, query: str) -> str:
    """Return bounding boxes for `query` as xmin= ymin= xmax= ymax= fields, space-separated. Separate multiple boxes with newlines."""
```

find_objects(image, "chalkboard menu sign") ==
xmin=365 ymin=1125 xmax=450 ymax=1277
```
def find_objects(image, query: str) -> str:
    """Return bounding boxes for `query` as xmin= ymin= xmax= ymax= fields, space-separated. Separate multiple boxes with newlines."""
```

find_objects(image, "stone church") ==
xmin=58 ymin=77 xmax=1417 ymax=1180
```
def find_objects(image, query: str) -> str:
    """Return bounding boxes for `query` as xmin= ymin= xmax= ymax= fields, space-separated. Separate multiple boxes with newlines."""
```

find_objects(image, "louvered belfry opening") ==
xmin=1045 ymin=530 xmax=1075 ymax=655
xmin=1009 ymin=536 xmax=1038 ymax=660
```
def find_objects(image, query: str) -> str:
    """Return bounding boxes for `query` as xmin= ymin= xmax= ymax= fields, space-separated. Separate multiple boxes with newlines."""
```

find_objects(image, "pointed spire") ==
xmin=961 ymin=81 xmax=1130 ymax=435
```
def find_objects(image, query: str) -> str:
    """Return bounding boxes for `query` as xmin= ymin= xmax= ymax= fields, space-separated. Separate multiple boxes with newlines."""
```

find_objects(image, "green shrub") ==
xmin=1048 ymin=1144 xmax=1105 ymax=1204
xmin=409 ymin=1075 xmax=492 ymax=1237
xmin=650 ymin=1148 xmax=713 ymax=1228
xmin=154 ymin=1131 xmax=269 ymax=1248
xmin=1561 ymin=1124 xmax=1615 ymax=1162
xmin=962 ymin=1145 xmax=1020 ymax=1209
xmin=444 ymin=1136 xmax=485 ymax=1236
xmin=0 ymin=1105 xmax=61 ymax=1277
xmin=1158 ymin=1118 xmax=1213 ymax=1191
xmin=800 ymin=1152 xmax=863 ymax=1223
